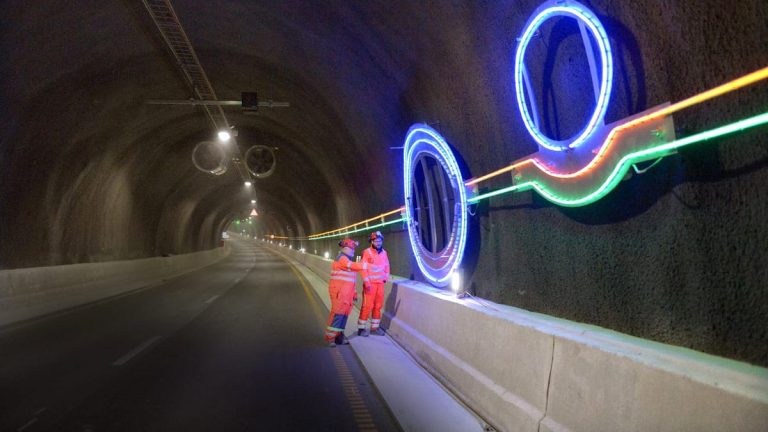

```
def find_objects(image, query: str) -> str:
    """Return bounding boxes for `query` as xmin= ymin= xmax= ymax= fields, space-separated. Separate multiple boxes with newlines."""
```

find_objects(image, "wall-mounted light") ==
xmin=244 ymin=181 xmax=252 ymax=187
xmin=251 ymin=199 xmax=256 ymax=204
xmin=324 ymin=251 xmax=330 ymax=260
xmin=451 ymin=271 xmax=462 ymax=294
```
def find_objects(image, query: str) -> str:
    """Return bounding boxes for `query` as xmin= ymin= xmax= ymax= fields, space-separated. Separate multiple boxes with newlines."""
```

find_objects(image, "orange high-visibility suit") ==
xmin=325 ymin=253 xmax=371 ymax=343
xmin=357 ymin=246 xmax=390 ymax=333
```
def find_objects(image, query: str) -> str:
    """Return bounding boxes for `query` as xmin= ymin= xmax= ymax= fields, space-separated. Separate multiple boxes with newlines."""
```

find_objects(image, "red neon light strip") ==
xmin=466 ymin=66 xmax=768 ymax=182
xmin=277 ymin=67 xmax=768 ymax=240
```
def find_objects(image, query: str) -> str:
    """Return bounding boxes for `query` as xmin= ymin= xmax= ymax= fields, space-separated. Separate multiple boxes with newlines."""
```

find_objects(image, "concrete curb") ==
xmin=260 ymin=241 xmax=486 ymax=432
xmin=0 ymin=245 xmax=231 ymax=327
xmin=260 ymin=240 xmax=768 ymax=432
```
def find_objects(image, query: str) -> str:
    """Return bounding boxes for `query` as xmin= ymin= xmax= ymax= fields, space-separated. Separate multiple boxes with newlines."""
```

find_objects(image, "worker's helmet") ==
xmin=338 ymin=238 xmax=358 ymax=249
xmin=369 ymin=231 xmax=383 ymax=242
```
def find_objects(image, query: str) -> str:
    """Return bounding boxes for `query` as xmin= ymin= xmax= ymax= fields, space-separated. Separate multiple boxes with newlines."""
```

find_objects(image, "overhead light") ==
xmin=244 ymin=181 xmax=252 ymax=187
xmin=218 ymin=130 xmax=231 ymax=142
xmin=251 ymin=199 xmax=256 ymax=204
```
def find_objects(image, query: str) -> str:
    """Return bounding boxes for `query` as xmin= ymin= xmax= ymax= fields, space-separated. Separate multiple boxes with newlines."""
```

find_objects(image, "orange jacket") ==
xmin=360 ymin=246 xmax=390 ymax=286
xmin=330 ymin=253 xmax=370 ymax=290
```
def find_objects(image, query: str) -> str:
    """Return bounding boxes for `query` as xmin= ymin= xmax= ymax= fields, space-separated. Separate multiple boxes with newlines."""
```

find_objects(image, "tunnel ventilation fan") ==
xmin=192 ymin=141 xmax=228 ymax=175
xmin=244 ymin=145 xmax=277 ymax=179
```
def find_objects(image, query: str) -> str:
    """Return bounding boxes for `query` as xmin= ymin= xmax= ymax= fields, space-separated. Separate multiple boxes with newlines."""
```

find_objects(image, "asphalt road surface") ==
xmin=0 ymin=239 xmax=400 ymax=431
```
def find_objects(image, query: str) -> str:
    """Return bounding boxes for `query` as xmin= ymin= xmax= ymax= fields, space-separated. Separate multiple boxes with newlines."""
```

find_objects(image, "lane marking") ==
xmin=112 ymin=336 xmax=162 ymax=366
xmin=33 ymin=407 xmax=46 ymax=416
xmin=17 ymin=418 xmax=37 ymax=432
xmin=269 ymin=249 xmax=379 ymax=431
xmin=205 ymin=295 xmax=220 ymax=304
xmin=282 ymin=258 xmax=326 ymax=324
xmin=331 ymin=348 xmax=379 ymax=432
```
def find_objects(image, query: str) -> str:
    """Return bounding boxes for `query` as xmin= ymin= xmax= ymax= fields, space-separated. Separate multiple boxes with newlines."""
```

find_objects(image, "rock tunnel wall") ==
xmin=1 ymin=1 xmax=766 ymax=365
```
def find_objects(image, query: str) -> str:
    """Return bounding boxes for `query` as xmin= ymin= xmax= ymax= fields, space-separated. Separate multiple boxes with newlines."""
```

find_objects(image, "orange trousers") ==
xmin=357 ymin=282 xmax=384 ymax=331
xmin=325 ymin=284 xmax=356 ymax=342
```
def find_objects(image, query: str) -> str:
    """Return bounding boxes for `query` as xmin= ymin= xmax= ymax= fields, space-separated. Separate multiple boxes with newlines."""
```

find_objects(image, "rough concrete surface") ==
xmin=1 ymin=1 xmax=766 ymax=366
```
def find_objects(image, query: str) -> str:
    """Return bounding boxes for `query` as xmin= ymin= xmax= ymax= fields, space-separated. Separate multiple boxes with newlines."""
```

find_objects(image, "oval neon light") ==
xmin=403 ymin=124 xmax=468 ymax=287
xmin=514 ymin=0 xmax=613 ymax=151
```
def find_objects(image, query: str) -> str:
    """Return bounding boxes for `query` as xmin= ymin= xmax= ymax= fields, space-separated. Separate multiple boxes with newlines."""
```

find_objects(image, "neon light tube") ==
xmin=286 ymin=68 xmax=768 ymax=243
xmin=514 ymin=2 xmax=613 ymax=151
xmin=478 ymin=111 xmax=768 ymax=206
xmin=309 ymin=217 xmax=406 ymax=240
xmin=464 ymin=66 xmax=768 ymax=186
xmin=307 ymin=207 xmax=404 ymax=239
xmin=403 ymin=125 xmax=469 ymax=286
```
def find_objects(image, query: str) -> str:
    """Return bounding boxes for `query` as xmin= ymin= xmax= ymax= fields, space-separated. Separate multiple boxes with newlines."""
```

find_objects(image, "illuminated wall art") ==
xmin=403 ymin=124 xmax=469 ymax=287
xmin=515 ymin=0 xmax=614 ymax=153
xmin=268 ymin=0 xmax=768 ymax=288
xmin=510 ymin=0 xmax=680 ymax=207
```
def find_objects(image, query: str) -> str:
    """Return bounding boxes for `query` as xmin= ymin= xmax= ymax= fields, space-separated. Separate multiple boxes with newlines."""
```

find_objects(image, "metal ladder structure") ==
xmin=142 ymin=0 xmax=252 ymax=182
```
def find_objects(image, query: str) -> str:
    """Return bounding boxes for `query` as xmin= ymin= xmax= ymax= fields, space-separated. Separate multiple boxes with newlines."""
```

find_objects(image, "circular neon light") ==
xmin=403 ymin=124 xmax=468 ymax=287
xmin=514 ymin=0 xmax=613 ymax=151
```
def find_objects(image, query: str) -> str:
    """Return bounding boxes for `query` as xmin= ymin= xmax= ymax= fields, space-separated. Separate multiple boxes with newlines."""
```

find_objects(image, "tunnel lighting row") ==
xmin=213 ymin=128 xmax=259 ymax=216
xmin=264 ymin=0 xmax=768 ymax=287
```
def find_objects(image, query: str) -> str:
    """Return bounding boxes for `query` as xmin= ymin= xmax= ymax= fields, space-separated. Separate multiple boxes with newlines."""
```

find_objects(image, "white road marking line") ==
xmin=112 ymin=336 xmax=162 ymax=366
xmin=17 ymin=417 xmax=37 ymax=431
xmin=205 ymin=295 xmax=220 ymax=304
xmin=33 ymin=407 xmax=46 ymax=416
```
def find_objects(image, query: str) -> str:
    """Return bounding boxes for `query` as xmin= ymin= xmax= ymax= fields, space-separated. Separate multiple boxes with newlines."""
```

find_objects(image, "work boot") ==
xmin=372 ymin=328 xmax=385 ymax=336
xmin=358 ymin=328 xmax=370 ymax=337
xmin=336 ymin=334 xmax=350 ymax=345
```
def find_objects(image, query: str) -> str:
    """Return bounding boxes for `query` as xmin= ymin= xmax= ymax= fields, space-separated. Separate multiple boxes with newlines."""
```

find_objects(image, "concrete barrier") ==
xmin=0 ymin=246 xmax=230 ymax=327
xmin=260 ymin=240 xmax=768 ymax=432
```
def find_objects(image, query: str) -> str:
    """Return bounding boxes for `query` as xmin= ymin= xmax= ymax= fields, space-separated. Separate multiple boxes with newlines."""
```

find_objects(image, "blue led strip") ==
xmin=514 ymin=0 xmax=613 ymax=152
xmin=403 ymin=124 xmax=469 ymax=287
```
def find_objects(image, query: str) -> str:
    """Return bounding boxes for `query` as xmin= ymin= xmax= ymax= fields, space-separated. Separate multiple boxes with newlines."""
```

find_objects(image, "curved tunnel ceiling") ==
xmin=2 ymin=1 xmax=767 ymax=270
xmin=0 ymin=1 xmax=418 ymax=267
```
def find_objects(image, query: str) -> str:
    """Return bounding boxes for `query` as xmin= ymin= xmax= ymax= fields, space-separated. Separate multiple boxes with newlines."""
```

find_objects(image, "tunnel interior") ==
xmin=1 ymin=1 xmax=767 ymax=366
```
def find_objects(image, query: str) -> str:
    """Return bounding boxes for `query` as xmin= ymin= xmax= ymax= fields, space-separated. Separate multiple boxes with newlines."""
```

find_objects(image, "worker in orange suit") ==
xmin=325 ymin=238 xmax=381 ymax=347
xmin=357 ymin=231 xmax=390 ymax=337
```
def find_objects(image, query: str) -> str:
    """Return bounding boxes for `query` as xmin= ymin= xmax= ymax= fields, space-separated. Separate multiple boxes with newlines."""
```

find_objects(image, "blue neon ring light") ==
xmin=514 ymin=0 xmax=613 ymax=151
xmin=403 ymin=124 xmax=468 ymax=287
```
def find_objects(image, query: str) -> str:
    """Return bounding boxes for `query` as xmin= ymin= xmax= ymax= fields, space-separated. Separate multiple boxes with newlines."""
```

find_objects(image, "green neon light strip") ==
xmin=307 ymin=217 xmax=406 ymax=240
xmin=469 ymin=184 xmax=525 ymax=203
xmin=470 ymin=111 xmax=768 ymax=206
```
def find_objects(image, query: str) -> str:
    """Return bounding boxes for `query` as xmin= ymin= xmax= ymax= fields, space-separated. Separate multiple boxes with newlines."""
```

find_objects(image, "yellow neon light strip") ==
xmin=466 ymin=66 xmax=768 ymax=182
xmin=307 ymin=206 xmax=404 ymax=239
xmin=273 ymin=67 xmax=768 ymax=240
xmin=531 ymin=66 xmax=768 ymax=178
